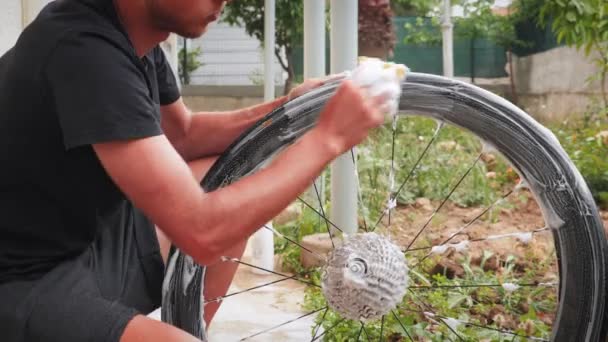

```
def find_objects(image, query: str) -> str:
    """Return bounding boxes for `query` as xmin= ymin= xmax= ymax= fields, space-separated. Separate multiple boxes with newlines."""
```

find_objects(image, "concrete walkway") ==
xmin=207 ymin=266 xmax=315 ymax=341
xmin=149 ymin=245 xmax=316 ymax=341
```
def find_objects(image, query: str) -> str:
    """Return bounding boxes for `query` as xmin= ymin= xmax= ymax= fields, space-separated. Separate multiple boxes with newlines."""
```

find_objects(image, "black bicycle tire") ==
xmin=166 ymin=73 xmax=608 ymax=341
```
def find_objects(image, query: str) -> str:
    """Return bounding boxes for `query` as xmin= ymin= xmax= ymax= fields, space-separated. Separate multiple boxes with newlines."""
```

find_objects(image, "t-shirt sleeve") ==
xmin=153 ymin=46 xmax=180 ymax=106
xmin=45 ymin=32 xmax=163 ymax=150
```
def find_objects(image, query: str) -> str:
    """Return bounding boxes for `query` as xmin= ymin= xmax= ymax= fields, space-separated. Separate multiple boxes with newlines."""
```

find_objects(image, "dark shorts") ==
xmin=0 ymin=221 xmax=165 ymax=342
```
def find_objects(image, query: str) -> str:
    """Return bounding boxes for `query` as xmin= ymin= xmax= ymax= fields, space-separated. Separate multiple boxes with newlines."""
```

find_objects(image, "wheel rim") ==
xmin=228 ymin=116 xmax=558 ymax=341
xmin=163 ymin=73 xmax=607 ymax=341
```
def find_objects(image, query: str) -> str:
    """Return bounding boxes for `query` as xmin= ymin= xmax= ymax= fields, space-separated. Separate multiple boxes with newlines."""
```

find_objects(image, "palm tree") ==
xmin=358 ymin=0 xmax=397 ymax=60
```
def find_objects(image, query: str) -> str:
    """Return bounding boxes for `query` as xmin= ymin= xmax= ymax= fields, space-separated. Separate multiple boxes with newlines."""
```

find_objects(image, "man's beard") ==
xmin=145 ymin=0 xmax=207 ymax=38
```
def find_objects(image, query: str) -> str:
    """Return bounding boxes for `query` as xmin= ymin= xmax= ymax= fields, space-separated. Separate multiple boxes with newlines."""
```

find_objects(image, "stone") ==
xmin=427 ymin=259 xmax=464 ymax=279
xmin=273 ymin=203 xmax=302 ymax=225
xmin=437 ymin=141 xmax=459 ymax=151
xmin=300 ymin=233 xmax=337 ymax=268
xmin=596 ymin=131 xmax=608 ymax=145
xmin=481 ymin=152 xmax=496 ymax=163
xmin=414 ymin=197 xmax=433 ymax=211
xmin=481 ymin=153 xmax=497 ymax=170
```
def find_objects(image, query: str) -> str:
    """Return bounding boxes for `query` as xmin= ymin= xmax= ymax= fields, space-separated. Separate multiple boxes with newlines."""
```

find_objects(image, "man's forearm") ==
xmin=176 ymin=96 xmax=287 ymax=160
xmin=184 ymin=127 xmax=336 ymax=264
xmin=97 ymin=80 xmax=380 ymax=267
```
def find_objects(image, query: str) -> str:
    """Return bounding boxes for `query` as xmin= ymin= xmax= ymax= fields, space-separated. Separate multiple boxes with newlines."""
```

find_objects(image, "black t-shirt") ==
xmin=0 ymin=0 xmax=180 ymax=283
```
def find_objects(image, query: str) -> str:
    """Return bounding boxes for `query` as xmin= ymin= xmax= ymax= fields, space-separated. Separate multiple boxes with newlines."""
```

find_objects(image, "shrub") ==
xmin=554 ymin=119 xmax=608 ymax=209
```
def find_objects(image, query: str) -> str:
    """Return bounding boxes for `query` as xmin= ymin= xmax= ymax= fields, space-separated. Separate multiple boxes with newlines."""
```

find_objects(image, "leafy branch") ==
xmin=221 ymin=0 xmax=304 ymax=93
xmin=539 ymin=0 xmax=608 ymax=108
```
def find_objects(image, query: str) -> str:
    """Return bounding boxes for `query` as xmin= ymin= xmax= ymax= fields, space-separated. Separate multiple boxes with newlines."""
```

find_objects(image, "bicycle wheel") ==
xmin=164 ymin=73 xmax=608 ymax=341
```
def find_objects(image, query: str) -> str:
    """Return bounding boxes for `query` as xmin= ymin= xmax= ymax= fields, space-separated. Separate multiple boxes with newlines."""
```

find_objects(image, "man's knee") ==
xmin=156 ymin=155 xmax=220 ymax=266
xmin=187 ymin=155 xmax=220 ymax=183
xmin=121 ymin=315 xmax=201 ymax=342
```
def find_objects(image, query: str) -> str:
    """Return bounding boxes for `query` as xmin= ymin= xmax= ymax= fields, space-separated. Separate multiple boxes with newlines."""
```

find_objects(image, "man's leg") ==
xmin=202 ymin=239 xmax=248 ymax=327
xmin=155 ymin=155 xmax=249 ymax=327
xmin=123 ymin=156 xmax=227 ymax=342
xmin=121 ymin=315 xmax=201 ymax=342
xmin=156 ymin=156 xmax=219 ymax=265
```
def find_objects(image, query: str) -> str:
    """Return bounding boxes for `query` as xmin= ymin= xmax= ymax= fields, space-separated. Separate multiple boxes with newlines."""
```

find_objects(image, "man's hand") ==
xmin=286 ymin=74 xmax=344 ymax=101
xmin=93 ymin=83 xmax=380 ymax=265
xmin=314 ymin=80 xmax=386 ymax=157
xmin=94 ymin=72 xmax=392 ymax=267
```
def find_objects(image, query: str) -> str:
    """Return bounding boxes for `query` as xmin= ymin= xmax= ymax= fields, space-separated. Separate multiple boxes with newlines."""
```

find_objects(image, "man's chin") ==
xmin=175 ymin=25 xmax=208 ymax=39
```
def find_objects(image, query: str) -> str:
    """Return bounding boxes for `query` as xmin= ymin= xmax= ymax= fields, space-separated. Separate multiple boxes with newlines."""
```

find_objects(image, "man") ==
xmin=0 ymin=0 xmax=387 ymax=341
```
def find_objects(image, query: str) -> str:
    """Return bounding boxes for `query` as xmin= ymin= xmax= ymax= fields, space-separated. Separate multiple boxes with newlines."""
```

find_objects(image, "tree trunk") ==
xmin=592 ymin=43 xmax=608 ymax=112
xmin=601 ymin=68 xmax=607 ymax=111
xmin=600 ymin=56 xmax=608 ymax=111
xmin=182 ymin=38 xmax=189 ymax=85
xmin=470 ymin=36 xmax=476 ymax=84
xmin=283 ymin=47 xmax=295 ymax=95
xmin=507 ymin=47 xmax=518 ymax=105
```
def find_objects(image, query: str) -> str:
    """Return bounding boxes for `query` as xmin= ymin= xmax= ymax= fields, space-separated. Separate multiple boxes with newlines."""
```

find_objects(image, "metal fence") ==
xmin=291 ymin=16 xmax=559 ymax=80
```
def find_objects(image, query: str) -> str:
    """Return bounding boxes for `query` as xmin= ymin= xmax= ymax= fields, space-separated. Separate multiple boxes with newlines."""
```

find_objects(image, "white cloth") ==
xmin=349 ymin=57 xmax=409 ymax=122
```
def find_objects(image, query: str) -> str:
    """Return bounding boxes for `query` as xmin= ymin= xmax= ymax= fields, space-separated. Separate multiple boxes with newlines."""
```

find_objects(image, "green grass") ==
xmin=301 ymin=251 xmax=556 ymax=341
xmin=552 ymin=118 xmax=608 ymax=209
xmin=355 ymin=116 xmax=514 ymax=225
xmin=272 ymin=113 xmax=607 ymax=341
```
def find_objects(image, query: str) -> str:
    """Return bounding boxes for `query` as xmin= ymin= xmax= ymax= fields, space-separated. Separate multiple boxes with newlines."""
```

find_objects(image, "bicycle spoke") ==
xmin=204 ymin=275 xmax=297 ymax=305
xmin=438 ymin=315 xmax=464 ymax=342
xmin=355 ymin=323 xmax=364 ymax=341
xmin=404 ymin=176 xmax=529 ymax=260
xmin=405 ymin=227 xmax=550 ymax=261
xmin=393 ymin=121 xmax=444 ymax=201
xmin=405 ymin=153 xmax=483 ymax=251
xmin=379 ymin=314 xmax=386 ymax=342
xmin=425 ymin=313 xmax=550 ymax=342
xmin=372 ymin=122 xmax=444 ymax=232
xmin=404 ymin=292 xmax=550 ymax=341
xmin=391 ymin=310 xmax=414 ymax=341
xmin=240 ymin=306 xmax=327 ymax=341
xmin=408 ymin=290 xmax=464 ymax=341
xmin=361 ymin=322 xmax=372 ymax=341
xmin=220 ymin=257 xmax=321 ymax=288
xmin=311 ymin=318 xmax=346 ymax=341
xmin=312 ymin=182 xmax=335 ymax=247
xmin=440 ymin=189 xmax=516 ymax=246
xmin=264 ymin=225 xmax=325 ymax=260
xmin=298 ymin=196 xmax=345 ymax=233
xmin=409 ymin=282 xmax=557 ymax=290
xmin=351 ymin=148 xmax=370 ymax=232
xmin=464 ymin=319 xmax=549 ymax=341
xmin=311 ymin=307 xmax=329 ymax=341
xmin=422 ymin=312 xmax=464 ymax=342
xmin=388 ymin=119 xmax=398 ymax=227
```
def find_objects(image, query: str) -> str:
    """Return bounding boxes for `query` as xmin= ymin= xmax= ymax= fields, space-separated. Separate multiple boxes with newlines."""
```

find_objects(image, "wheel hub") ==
xmin=321 ymin=232 xmax=409 ymax=321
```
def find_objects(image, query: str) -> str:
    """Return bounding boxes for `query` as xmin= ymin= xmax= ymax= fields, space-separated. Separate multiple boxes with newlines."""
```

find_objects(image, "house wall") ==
xmin=0 ymin=0 xmax=23 ymax=56
xmin=513 ymin=46 xmax=608 ymax=121
xmin=22 ymin=0 xmax=53 ymax=26
xmin=181 ymin=85 xmax=285 ymax=111
xmin=186 ymin=21 xmax=285 ymax=86
xmin=0 ymin=0 xmax=53 ymax=56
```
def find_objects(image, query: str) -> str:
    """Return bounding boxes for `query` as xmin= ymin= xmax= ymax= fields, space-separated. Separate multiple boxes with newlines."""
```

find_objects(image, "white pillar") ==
xmin=441 ymin=0 xmax=454 ymax=78
xmin=160 ymin=34 xmax=179 ymax=84
xmin=0 ymin=0 xmax=22 ymax=55
xmin=250 ymin=0 xmax=276 ymax=273
xmin=21 ymin=0 xmax=52 ymax=28
xmin=330 ymin=0 xmax=358 ymax=235
xmin=304 ymin=0 xmax=327 ymax=211
xmin=263 ymin=0 xmax=276 ymax=102
xmin=304 ymin=0 xmax=326 ymax=79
